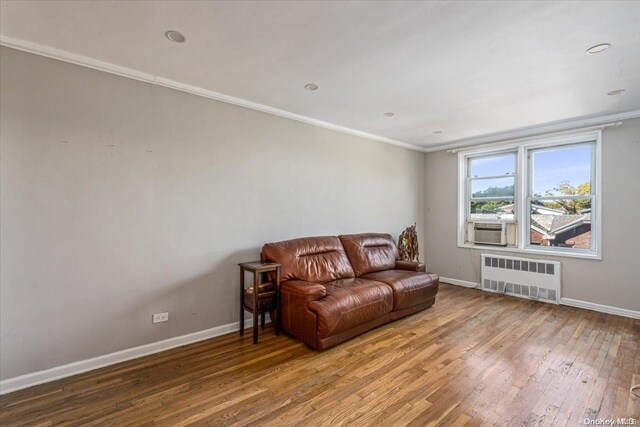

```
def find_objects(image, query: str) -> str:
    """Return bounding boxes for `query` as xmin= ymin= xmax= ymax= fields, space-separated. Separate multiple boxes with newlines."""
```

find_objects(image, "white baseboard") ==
xmin=3 ymin=289 xmax=636 ymax=396
xmin=440 ymin=276 xmax=479 ymax=288
xmin=560 ymin=298 xmax=640 ymax=320
xmin=0 ymin=318 xmax=264 ymax=395
xmin=441 ymin=276 xmax=640 ymax=320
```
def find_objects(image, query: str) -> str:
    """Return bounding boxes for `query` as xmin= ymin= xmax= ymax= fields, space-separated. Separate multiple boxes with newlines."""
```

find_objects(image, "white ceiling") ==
xmin=1 ymin=0 xmax=639 ymax=150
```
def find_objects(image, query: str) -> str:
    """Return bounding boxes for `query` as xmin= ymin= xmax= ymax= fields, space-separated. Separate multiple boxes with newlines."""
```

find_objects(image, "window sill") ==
xmin=457 ymin=243 xmax=601 ymax=260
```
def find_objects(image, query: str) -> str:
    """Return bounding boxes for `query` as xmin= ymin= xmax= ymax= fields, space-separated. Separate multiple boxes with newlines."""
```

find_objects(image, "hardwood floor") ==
xmin=1 ymin=283 xmax=638 ymax=426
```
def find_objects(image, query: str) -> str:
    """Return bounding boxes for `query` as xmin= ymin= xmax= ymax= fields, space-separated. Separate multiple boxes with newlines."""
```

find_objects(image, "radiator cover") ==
xmin=480 ymin=254 xmax=560 ymax=304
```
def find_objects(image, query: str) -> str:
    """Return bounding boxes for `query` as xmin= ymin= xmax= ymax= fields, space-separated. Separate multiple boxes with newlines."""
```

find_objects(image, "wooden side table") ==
xmin=238 ymin=261 xmax=281 ymax=344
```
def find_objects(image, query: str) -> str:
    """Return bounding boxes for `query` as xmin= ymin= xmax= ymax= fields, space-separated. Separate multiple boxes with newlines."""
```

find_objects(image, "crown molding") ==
xmin=0 ymin=35 xmax=426 ymax=153
xmin=423 ymin=109 xmax=640 ymax=152
xmin=3 ymin=36 xmax=639 ymax=155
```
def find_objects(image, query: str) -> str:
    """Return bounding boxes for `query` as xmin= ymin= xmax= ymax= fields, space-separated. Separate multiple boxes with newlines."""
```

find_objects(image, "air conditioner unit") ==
xmin=466 ymin=221 xmax=516 ymax=246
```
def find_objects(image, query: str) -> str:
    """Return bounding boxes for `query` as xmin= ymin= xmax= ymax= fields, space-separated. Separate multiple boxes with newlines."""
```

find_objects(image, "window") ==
xmin=468 ymin=152 xmax=516 ymax=220
xmin=527 ymin=143 xmax=595 ymax=251
xmin=458 ymin=131 xmax=601 ymax=259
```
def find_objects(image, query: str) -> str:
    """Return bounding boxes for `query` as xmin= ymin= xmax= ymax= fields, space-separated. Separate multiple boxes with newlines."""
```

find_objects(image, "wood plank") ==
xmin=1 ymin=284 xmax=638 ymax=426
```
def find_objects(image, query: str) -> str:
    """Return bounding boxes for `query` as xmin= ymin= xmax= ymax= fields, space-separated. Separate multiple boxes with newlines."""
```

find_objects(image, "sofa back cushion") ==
xmin=338 ymin=233 xmax=399 ymax=277
xmin=262 ymin=236 xmax=355 ymax=283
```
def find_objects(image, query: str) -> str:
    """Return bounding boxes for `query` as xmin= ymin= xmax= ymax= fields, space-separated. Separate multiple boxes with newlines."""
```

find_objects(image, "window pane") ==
xmin=531 ymin=144 xmax=592 ymax=197
xmin=529 ymin=199 xmax=592 ymax=249
xmin=470 ymin=200 xmax=515 ymax=219
xmin=471 ymin=177 xmax=515 ymax=198
xmin=469 ymin=153 xmax=516 ymax=177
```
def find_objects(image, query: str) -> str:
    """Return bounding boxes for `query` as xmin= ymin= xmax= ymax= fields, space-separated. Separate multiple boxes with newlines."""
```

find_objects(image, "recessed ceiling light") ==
xmin=586 ymin=43 xmax=611 ymax=54
xmin=433 ymin=130 xmax=442 ymax=134
xmin=383 ymin=112 xmax=394 ymax=117
xmin=305 ymin=83 xmax=318 ymax=91
xmin=607 ymin=89 xmax=625 ymax=96
xmin=165 ymin=30 xmax=185 ymax=43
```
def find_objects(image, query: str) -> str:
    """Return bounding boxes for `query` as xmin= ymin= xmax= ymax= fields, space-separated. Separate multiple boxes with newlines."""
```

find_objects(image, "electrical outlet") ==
xmin=152 ymin=312 xmax=169 ymax=324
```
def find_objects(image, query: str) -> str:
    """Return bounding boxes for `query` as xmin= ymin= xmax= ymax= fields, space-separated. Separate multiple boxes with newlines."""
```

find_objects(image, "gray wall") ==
xmin=425 ymin=118 xmax=640 ymax=312
xmin=0 ymin=47 xmax=426 ymax=380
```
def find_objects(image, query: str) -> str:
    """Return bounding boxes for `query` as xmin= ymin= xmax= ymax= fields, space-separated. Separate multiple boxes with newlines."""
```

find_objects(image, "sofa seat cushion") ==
xmin=308 ymin=278 xmax=393 ymax=338
xmin=362 ymin=270 xmax=438 ymax=310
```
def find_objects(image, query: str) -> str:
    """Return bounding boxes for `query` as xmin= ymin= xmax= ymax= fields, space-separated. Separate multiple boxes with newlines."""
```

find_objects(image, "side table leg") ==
xmin=253 ymin=273 xmax=259 ymax=344
xmin=239 ymin=268 xmax=244 ymax=336
xmin=261 ymin=312 xmax=266 ymax=329
xmin=275 ymin=267 xmax=281 ymax=336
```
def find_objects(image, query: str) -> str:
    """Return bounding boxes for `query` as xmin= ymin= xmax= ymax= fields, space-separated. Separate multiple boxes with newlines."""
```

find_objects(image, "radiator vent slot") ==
xmin=481 ymin=254 xmax=560 ymax=304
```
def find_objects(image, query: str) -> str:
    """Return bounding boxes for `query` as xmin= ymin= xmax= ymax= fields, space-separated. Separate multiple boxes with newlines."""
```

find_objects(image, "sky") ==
xmin=531 ymin=145 xmax=591 ymax=195
xmin=470 ymin=145 xmax=591 ymax=195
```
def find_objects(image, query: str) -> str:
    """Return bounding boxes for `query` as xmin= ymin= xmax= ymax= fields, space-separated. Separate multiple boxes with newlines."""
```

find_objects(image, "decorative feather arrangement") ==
xmin=398 ymin=224 xmax=419 ymax=262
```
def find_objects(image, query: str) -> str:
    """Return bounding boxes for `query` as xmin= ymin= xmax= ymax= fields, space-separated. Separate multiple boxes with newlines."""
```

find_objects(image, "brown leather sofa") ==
xmin=262 ymin=233 xmax=439 ymax=350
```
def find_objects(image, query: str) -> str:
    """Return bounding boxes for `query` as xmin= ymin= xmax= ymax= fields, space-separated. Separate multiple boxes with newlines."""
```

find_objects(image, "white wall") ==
xmin=0 ymin=47 xmax=426 ymax=380
xmin=424 ymin=118 xmax=640 ymax=312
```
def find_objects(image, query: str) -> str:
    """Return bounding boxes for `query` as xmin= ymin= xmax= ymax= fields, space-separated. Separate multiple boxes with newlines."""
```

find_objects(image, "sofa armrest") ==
xmin=279 ymin=280 xmax=326 ymax=349
xmin=395 ymin=260 xmax=426 ymax=272
xmin=281 ymin=280 xmax=327 ymax=303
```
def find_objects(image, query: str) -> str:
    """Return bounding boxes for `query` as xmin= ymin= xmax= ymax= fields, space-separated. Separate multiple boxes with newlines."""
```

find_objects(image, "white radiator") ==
xmin=480 ymin=254 xmax=560 ymax=304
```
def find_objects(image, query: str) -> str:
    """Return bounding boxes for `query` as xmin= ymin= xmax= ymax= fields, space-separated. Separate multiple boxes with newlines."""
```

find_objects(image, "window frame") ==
xmin=457 ymin=130 xmax=602 ymax=260
xmin=466 ymin=151 xmax=517 ymax=221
